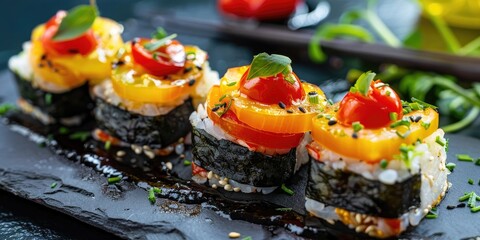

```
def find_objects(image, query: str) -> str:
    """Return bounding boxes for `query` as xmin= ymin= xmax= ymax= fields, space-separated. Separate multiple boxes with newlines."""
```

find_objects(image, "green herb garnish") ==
xmin=471 ymin=206 xmax=480 ymax=213
xmin=411 ymin=97 xmax=438 ymax=110
xmin=425 ymin=212 xmax=438 ymax=219
xmin=352 ymin=121 xmax=363 ymax=133
xmin=308 ymin=92 xmax=319 ymax=104
xmin=275 ymin=207 xmax=292 ymax=211
xmin=52 ymin=5 xmax=97 ymax=41
xmin=389 ymin=112 xmax=398 ymax=121
xmin=226 ymin=81 xmax=237 ymax=87
xmin=475 ymin=159 xmax=480 ymax=166
xmin=59 ymin=127 xmax=69 ymax=134
xmin=143 ymin=34 xmax=177 ymax=52
xmin=350 ymin=71 xmax=375 ymax=96
xmin=45 ymin=93 xmax=52 ymax=105
xmin=183 ymin=160 xmax=191 ymax=166
xmin=435 ymin=136 xmax=445 ymax=147
xmin=148 ymin=188 xmax=156 ymax=204
xmin=457 ymin=154 xmax=474 ymax=162
xmin=152 ymin=27 xmax=167 ymax=40
xmin=69 ymin=131 xmax=90 ymax=141
xmin=281 ymin=183 xmax=294 ymax=196
xmin=107 ymin=176 xmax=122 ymax=184
xmin=390 ymin=118 xmax=411 ymax=128
xmin=246 ymin=53 xmax=292 ymax=81
xmin=242 ymin=236 xmax=253 ymax=240
xmin=446 ymin=162 xmax=456 ymax=172
xmin=0 ymin=103 xmax=15 ymax=116
xmin=152 ymin=187 xmax=162 ymax=194
xmin=380 ymin=159 xmax=388 ymax=169
xmin=51 ymin=182 xmax=57 ymax=189
xmin=421 ymin=121 xmax=431 ymax=130
xmin=469 ymin=178 xmax=474 ymax=185
xmin=104 ymin=141 xmax=111 ymax=151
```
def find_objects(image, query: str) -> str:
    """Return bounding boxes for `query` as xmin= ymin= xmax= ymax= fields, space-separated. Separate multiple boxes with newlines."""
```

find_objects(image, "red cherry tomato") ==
xmin=337 ymin=80 xmax=403 ymax=129
xmin=239 ymin=69 xmax=305 ymax=106
xmin=41 ymin=11 xmax=98 ymax=55
xmin=218 ymin=0 xmax=302 ymax=20
xmin=209 ymin=107 xmax=304 ymax=149
xmin=131 ymin=38 xmax=186 ymax=76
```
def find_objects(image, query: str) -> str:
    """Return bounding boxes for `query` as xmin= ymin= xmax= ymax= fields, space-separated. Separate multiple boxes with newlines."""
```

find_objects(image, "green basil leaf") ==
xmin=52 ymin=5 xmax=97 ymax=41
xmin=246 ymin=53 xmax=292 ymax=80
xmin=152 ymin=27 xmax=168 ymax=40
xmin=143 ymin=34 xmax=177 ymax=52
xmin=353 ymin=71 xmax=375 ymax=96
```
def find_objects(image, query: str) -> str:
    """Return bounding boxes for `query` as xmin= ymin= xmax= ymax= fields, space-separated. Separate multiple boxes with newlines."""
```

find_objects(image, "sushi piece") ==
xmin=92 ymin=31 xmax=219 ymax=154
xmin=8 ymin=5 xmax=124 ymax=125
xmin=305 ymin=72 xmax=449 ymax=238
xmin=190 ymin=53 xmax=326 ymax=193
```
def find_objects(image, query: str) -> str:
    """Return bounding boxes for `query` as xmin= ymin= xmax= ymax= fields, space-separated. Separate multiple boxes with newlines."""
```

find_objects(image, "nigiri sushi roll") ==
xmin=305 ymin=72 xmax=449 ymax=238
xmin=8 ymin=5 xmax=123 ymax=125
xmin=190 ymin=53 xmax=326 ymax=193
xmin=92 ymin=32 xmax=218 ymax=154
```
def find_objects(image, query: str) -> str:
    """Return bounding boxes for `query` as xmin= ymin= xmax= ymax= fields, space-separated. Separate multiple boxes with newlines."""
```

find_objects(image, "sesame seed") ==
xmin=298 ymin=107 xmax=306 ymax=113
xmin=166 ymin=162 xmax=173 ymax=170
xmin=328 ymin=119 xmax=337 ymax=126
xmin=116 ymin=151 xmax=126 ymax=157
xmin=414 ymin=116 xmax=422 ymax=122
xmin=224 ymin=184 xmax=233 ymax=191
xmin=211 ymin=184 xmax=217 ymax=189
xmin=188 ymin=79 xmax=196 ymax=86
xmin=228 ymin=232 xmax=241 ymax=238
xmin=352 ymin=132 xmax=358 ymax=139
xmin=211 ymin=106 xmax=220 ymax=112
xmin=278 ymin=101 xmax=286 ymax=109
xmin=207 ymin=171 xmax=213 ymax=179
xmin=457 ymin=203 xmax=466 ymax=208
xmin=233 ymin=187 xmax=241 ymax=192
xmin=446 ymin=205 xmax=456 ymax=210
xmin=144 ymin=150 xmax=155 ymax=159
xmin=286 ymin=109 xmax=294 ymax=114
xmin=308 ymin=91 xmax=317 ymax=96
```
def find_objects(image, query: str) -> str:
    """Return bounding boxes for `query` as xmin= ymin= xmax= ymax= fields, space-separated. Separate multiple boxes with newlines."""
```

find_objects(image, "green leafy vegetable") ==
xmin=246 ymin=53 xmax=292 ymax=80
xmin=52 ymin=5 xmax=97 ymax=41
xmin=152 ymin=27 xmax=167 ymax=40
xmin=350 ymin=71 xmax=375 ymax=96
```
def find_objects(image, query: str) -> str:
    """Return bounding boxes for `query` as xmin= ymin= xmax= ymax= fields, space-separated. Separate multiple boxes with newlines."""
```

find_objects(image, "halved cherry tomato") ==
xmin=311 ymin=107 xmax=439 ymax=163
xmin=217 ymin=66 xmax=326 ymax=134
xmin=239 ymin=69 xmax=305 ymax=106
xmin=337 ymin=80 xmax=403 ymax=129
xmin=207 ymin=86 xmax=303 ymax=149
xmin=131 ymin=38 xmax=185 ymax=76
xmin=41 ymin=10 xmax=98 ymax=56
xmin=111 ymin=45 xmax=206 ymax=104
xmin=218 ymin=0 xmax=302 ymax=20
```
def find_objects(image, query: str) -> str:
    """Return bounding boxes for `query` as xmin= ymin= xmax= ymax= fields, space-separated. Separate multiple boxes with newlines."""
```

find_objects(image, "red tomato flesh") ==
xmin=131 ymin=38 xmax=185 ymax=76
xmin=337 ymin=80 xmax=403 ymax=129
xmin=41 ymin=10 xmax=98 ymax=55
xmin=239 ymin=70 xmax=305 ymax=106
xmin=210 ymin=109 xmax=304 ymax=149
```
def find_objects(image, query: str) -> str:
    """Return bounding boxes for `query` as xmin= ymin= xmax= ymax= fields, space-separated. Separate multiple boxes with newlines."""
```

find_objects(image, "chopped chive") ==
xmin=0 ymin=103 xmax=15 ymax=116
xmin=104 ymin=141 xmax=111 ymax=151
xmin=421 ymin=121 xmax=431 ymax=130
xmin=411 ymin=97 xmax=438 ymax=110
xmin=328 ymin=119 xmax=337 ymax=126
xmin=218 ymin=99 xmax=233 ymax=117
xmin=152 ymin=52 xmax=159 ymax=60
xmin=50 ymin=182 xmax=57 ymax=189
xmin=242 ymin=237 xmax=253 ymax=240
xmin=59 ymin=127 xmax=69 ymax=134
xmin=459 ymin=192 xmax=473 ymax=201
xmin=390 ymin=119 xmax=411 ymax=128
xmin=143 ymin=34 xmax=177 ymax=51
xmin=107 ymin=176 xmax=122 ymax=184
xmin=352 ymin=121 xmax=364 ymax=133
xmin=471 ymin=206 xmax=480 ymax=213
xmin=445 ymin=162 xmax=456 ymax=172
xmin=425 ymin=212 xmax=437 ymax=219
xmin=475 ymin=159 xmax=480 ymax=166
xmin=468 ymin=192 xmax=477 ymax=208
xmin=385 ymin=90 xmax=391 ymax=96
xmin=218 ymin=94 xmax=227 ymax=102
xmin=275 ymin=207 xmax=292 ymax=211
xmin=457 ymin=154 xmax=474 ymax=162
xmin=435 ymin=136 xmax=445 ymax=147
xmin=69 ymin=131 xmax=90 ymax=141
xmin=45 ymin=93 xmax=52 ymax=105
xmin=327 ymin=99 xmax=334 ymax=105
xmin=469 ymin=178 xmax=474 ymax=185
xmin=281 ymin=184 xmax=294 ymax=196
xmin=389 ymin=112 xmax=398 ymax=121
xmin=409 ymin=102 xmax=422 ymax=111
xmin=298 ymin=106 xmax=306 ymax=113
xmin=395 ymin=130 xmax=411 ymax=139
xmin=380 ymin=159 xmax=388 ymax=169
xmin=148 ymin=188 xmax=156 ymax=204
xmin=152 ymin=187 xmax=162 ymax=194
xmin=308 ymin=92 xmax=319 ymax=104
xmin=183 ymin=159 xmax=191 ymax=166
xmin=226 ymin=81 xmax=237 ymax=87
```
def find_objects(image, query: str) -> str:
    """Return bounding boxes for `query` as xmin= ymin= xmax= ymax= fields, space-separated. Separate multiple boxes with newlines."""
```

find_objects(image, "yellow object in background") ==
xmin=421 ymin=0 xmax=480 ymax=29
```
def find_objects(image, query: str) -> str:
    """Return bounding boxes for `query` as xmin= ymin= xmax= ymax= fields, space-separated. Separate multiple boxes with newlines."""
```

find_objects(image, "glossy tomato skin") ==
xmin=239 ymin=70 xmax=305 ymax=106
xmin=218 ymin=0 xmax=301 ymax=20
xmin=41 ymin=11 xmax=98 ymax=55
xmin=131 ymin=38 xmax=186 ymax=76
xmin=337 ymin=80 xmax=403 ymax=129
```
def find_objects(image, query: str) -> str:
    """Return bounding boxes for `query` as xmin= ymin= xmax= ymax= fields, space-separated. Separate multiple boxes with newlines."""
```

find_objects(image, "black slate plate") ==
xmin=1 ymin=70 xmax=480 ymax=240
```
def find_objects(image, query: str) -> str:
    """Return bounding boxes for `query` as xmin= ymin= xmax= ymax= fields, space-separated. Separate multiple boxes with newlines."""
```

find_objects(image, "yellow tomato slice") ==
xmin=311 ymin=107 xmax=439 ymax=163
xmin=111 ymin=45 xmax=207 ymax=104
xmin=216 ymin=66 xmax=327 ymax=133
xmin=29 ymin=18 xmax=124 ymax=89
